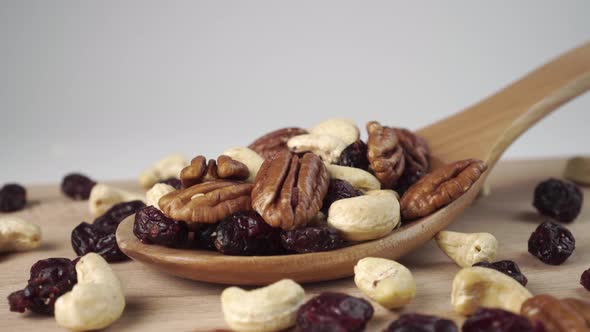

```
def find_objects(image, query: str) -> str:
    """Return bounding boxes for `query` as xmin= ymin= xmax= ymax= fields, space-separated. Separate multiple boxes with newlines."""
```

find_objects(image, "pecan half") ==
xmin=248 ymin=127 xmax=308 ymax=160
xmin=366 ymin=121 xmax=405 ymax=189
xmin=399 ymin=159 xmax=487 ymax=220
xmin=180 ymin=155 xmax=249 ymax=188
xmin=251 ymin=151 xmax=329 ymax=230
xmin=159 ymin=180 xmax=253 ymax=229
xmin=394 ymin=128 xmax=430 ymax=174
xmin=521 ymin=295 xmax=590 ymax=332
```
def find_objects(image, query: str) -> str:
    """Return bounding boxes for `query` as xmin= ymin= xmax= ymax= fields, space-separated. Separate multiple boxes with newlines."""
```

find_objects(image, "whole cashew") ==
xmin=325 ymin=163 xmax=381 ymax=192
xmin=309 ymin=118 xmax=360 ymax=146
xmin=222 ymin=147 xmax=264 ymax=182
xmin=287 ymin=134 xmax=348 ymax=164
xmin=89 ymin=183 xmax=145 ymax=217
xmin=0 ymin=216 xmax=41 ymax=253
xmin=435 ymin=231 xmax=498 ymax=267
xmin=54 ymin=253 xmax=125 ymax=331
xmin=139 ymin=153 xmax=188 ymax=189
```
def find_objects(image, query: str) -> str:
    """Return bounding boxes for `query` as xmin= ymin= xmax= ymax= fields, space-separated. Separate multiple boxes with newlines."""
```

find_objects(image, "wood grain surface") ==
xmin=1 ymin=158 xmax=589 ymax=331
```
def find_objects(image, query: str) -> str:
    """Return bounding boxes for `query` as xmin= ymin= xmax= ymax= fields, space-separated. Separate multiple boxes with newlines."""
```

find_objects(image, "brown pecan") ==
xmin=248 ymin=127 xmax=308 ymax=160
xmin=394 ymin=128 xmax=430 ymax=174
xmin=521 ymin=295 xmax=590 ymax=332
xmin=159 ymin=180 xmax=253 ymax=229
xmin=399 ymin=159 xmax=487 ymax=220
xmin=251 ymin=151 xmax=329 ymax=230
xmin=180 ymin=155 xmax=249 ymax=188
xmin=366 ymin=121 xmax=405 ymax=189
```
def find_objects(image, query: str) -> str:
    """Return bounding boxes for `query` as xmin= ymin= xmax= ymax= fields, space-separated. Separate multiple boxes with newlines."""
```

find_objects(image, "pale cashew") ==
xmin=435 ymin=231 xmax=498 ymax=268
xmin=451 ymin=266 xmax=532 ymax=315
xmin=222 ymin=147 xmax=264 ymax=182
xmin=327 ymin=190 xmax=399 ymax=241
xmin=138 ymin=153 xmax=188 ymax=189
xmin=287 ymin=134 xmax=347 ymax=164
xmin=0 ymin=216 xmax=41 ymax=253
xmin=564 ymin=156 xmax=590 ymax=185
xmin=309 ymin=118 xmax=360 ymax=146
xmin=354 ymin=257 xmax=416 ymax=309
xmin=221 ymin=279 xmax=305 ymax=332
xmin=325 ymin=163 xmax=381 ymax=192
xmin=89 ymin=184 xmax=145 ymax=217
xmin=146 ymin=183 xmax=176 ymax=210
xmin=54 ymin=253 xmax=125 ymax=331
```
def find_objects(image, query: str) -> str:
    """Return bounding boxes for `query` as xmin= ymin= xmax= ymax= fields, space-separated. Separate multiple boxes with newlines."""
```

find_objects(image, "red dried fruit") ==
xmin=395 ymin=168 xmax=426 ymax=197
xmin=158 ymin=177 xmax=182 ymax=190
xmin=133 ymin=206 xmax=188 ymax=247
xmin=71 ymin=223 xmax=128 ymax=262
xmin=384 ymin=313 xmax=458 ymax=332
xmin=473 ymin=260 xmax=528 ymax=286
xmin=296 ymin=292 xmax=373 ymax=332
xmin=337 ymin=140 xmax=369 ymax=170
xmin=214 ymin=211 xmax=283 ymax=255
xmin=581 ymin=268 xmax=590 ymax=291
xmin=0 ymin=183 xmax=27 ymax=212
xmin=462 ymin=308 xmax=544 ymax=332
xmin=528 ymin=221 xmax=575 ymax=265
xmin=61 ymin=173 xmax=96 ymax=200
xmin=93 ymin=200 xmax=146 ymax=233
xmin=193 ymin=223 xmax=218 ymax=250
xmin=281 ymin=227 xmax=344 ymax=253
xmin=321 ymin=179 xmax=363 ymax=214
xmin=533 ymin=178 xmax=583 ymax=223
xmin=7 ymin=258 xmax=77 ymax=315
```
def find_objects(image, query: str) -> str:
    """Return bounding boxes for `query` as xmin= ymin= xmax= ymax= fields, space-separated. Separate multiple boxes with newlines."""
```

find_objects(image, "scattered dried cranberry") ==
xmin=215 ymin=211 xmax=282 ymax=255
xmin=462 ymin=308 xmax=544 ymax=332
xmin=281 ymin=227 xmax=344 ymax=253
xmin=384 ymin=313 xmax=458 ymax=332
xmin=159 ymin=177 xmax=182 ymax=190
xmin=61 ymin=173 xmax=96 ymax=200
xmin=322 ymin=179 xmax=363 ymax=214
xmin=7 ymin=258 xmax=77 ymax=315
xmin=581 ymin=268 xmax=590 ymax=291
xmin=194 ymin=223 xmax=218 ymax=250
xmin=71 ymin=223 xmax=128 ymax=262
xmin=337 ymin=140 xmax=369 ymax=170
xmin=0 ymin=183 xmax=27 ymax=212
xmin=533 ymin=178 xmax=583 ymax=223
xmin=473 ymin=260 xmax=528 ymax=286
xmin=134 ymin=206 xmax=188 ymax=247
xmin=296 ymin=292 xmax=373 ymax=332
xmin=528 ymin=221 xmax=575 ymax=265
xmin=93 ymin=200 xmax=146 ymax=233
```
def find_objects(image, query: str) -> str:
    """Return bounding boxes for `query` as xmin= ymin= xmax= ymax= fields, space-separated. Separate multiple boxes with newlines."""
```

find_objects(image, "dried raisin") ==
xmin=93 ymin=200 xmax=146 ymax=233
xmin=581 ymin=268 xmax=590 ymax=291
xmin=533 ymin=178 xmax=583 ymax=223
xmin=462 ymin=308 xmax=544 ymax=332
xmin=322 ymin=179 xmax=362 ymax=214
xmin=0 ymin=183 xmax=27 ymax=212
xmin=133 ymin=206 xmax=188 ymax=247
xmin=337 ymin=140 xmax=369 ymax=170
xmin=281 ymin=227 xmax=344 ymax=253
xmin=214 ymin=211 xmax=283 ymax=255
xmin=61 ymin=173 xmax=96 ymax=200
xmin=528 ymin=221 xmax=575 ymax=265
xmin=384 ymin=313 xmax=458 ymax=332
xmin=71 ymin=222 xmax=128 ymax=262
xmin=296 ymin=292 xmax=373 ymax=332
xmin=473 ymin=260 xmax=528 ymax=286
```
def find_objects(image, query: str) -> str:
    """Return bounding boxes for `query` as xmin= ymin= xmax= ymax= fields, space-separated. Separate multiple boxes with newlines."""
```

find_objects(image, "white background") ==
xmin=1 ymin=1 xmax=589 ymax=183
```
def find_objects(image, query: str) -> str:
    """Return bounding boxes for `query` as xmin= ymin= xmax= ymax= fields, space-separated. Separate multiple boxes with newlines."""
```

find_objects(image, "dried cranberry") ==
xmin=0 ymin=183 xmax=27 ymax=212
xmin=528 ymin=221 xmax=575 ymax=265
xmin=473 ymin=260 xmax=528 ymax=286
xmin=133 ymin=206 xmax=188 ymax=247
xmin=322 ymin=179 xmax=363 ymax=214
xmin=581 ymin=268 xmax=590 ymax=291
xmin=194 ymin=223 xmax=218 ymax=250
xmin=462 ymin=308 xmax=544 ymax=332
xmin=61 ymin=173 xmax=96 ymax=200
xmin=533 ymin=178 xmax=583 ymax=223
xmin=93 ymin=200 xmax=146 ymax=233
xmin=159 ymin=177 xmax=182 ymax=190
xmin=7 ymin=258 xmax=77 ymax=315
xmin=384 ymin=313 xmax=458 ymax=332
xmin=281 ymin=227 xmax=344 ymax=253
xmin=296 ymin=292 xmax=373 ymax=332
xmin=337 ymin=140 xmax=369 ymax=170
xmin=71 ymin=222 xmax=128 ymax=262
xmin=214 ymin=211 xmax=283 ymax=255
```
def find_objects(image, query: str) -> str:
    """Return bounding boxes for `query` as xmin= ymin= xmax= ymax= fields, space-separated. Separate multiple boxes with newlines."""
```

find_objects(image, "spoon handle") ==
xmin=418 ymin=42 xmax=590 ymax=167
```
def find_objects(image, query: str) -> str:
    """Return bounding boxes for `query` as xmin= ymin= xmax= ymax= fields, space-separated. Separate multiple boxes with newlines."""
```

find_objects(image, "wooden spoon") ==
xmin=117 ymin=43 xmax=590 ymax=285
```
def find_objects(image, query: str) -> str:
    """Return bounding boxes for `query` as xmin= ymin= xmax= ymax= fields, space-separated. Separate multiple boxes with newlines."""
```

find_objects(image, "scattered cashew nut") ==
xmin=309 ymin=118 xmax=360 ymax=146
xmin=222 ymin=147 xmax=264 ymax=182
xmin=451 ymin=266 xmax=532 ymax=315
xmin=89 ymin=183 xmax=145 ymax=218
xmin=287 ymin=134 xmax=348 ymax=164
xmin=0 ymin=216 xmax=41 ymax=253
xmin=54 ymin=253 xmax=125 ymax=331
xmin=325 ymin=163 xmax=381 ymax=192
xmin=328 ymin=189 xmax=399 ymax=241
xmin=354 ymin=257 xmax=416 ymax=309
xmin=138 ymin=153 xmax=188 ymax=189
xmin=564 ymin=156 xmax=590 ymax=186
xmin=435 ymin=230 xmax=498 ymax=268
xmin=221 ymin=279 xmax=305 ymax=332
xmin=146 ymin=183 xmax=176 ymax=210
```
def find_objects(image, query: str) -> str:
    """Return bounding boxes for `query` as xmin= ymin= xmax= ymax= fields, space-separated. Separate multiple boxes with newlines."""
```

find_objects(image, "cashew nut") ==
xmin=435 ymin=231 xmax=498 ymax=268
xmin=222 ymin=147 xmax=264 ymax=182
xmin=89 ymin=184 xmax=145 ymax=217
xmin=309 ymin=118 xmax=360 ymax=146
xmin=564 ymin=156 xmax=590 ymax=186
xmin=0 ymin=216 xmax=41 ymax=253
xmin=54 ymin=253 xmax=125 ymax=331
xmin=328 ymin=190 xmax=399 ymax=241
xmin=325 ymin=163 xmax=381 ymax=192
xmin=221 ymin=279 xmax=305 ymax=332
xmin=287 ymin=134 xmax=348 ymax=164
xmin=138 ymin=153 xmax=188 ymax=189
xmin=354 ymin=257 xmax=416 ymax=309
xmin=146 ymin=183 xmax=176 ymax=210
xmin=451 ymin=266 xmax=532 ymax=315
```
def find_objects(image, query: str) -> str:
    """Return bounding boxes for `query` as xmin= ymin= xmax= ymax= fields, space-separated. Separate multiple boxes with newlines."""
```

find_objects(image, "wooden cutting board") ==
xmin=1 ymin=158 xmax=589 ymax=331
